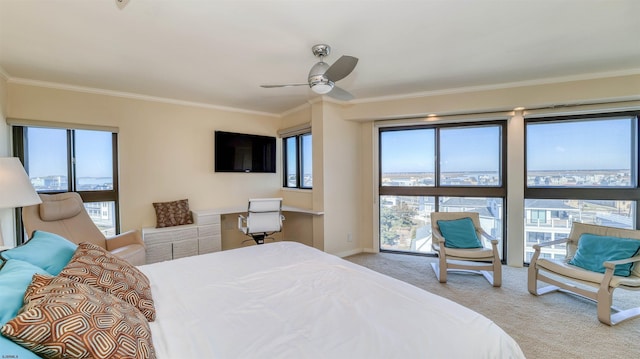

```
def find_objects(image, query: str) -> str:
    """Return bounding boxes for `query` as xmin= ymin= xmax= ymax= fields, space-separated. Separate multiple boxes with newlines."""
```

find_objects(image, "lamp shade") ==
xmin=0 ymin=157 xmax=42 ymax=208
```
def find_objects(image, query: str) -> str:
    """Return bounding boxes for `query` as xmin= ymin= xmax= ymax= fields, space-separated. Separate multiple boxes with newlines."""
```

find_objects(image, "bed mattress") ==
xmin=140 ymin=241 xmax=524 ymax=358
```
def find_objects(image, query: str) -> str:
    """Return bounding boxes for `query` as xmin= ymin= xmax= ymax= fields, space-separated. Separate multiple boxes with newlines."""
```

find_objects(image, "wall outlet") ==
xmin=347 ymin=232 xmax=353 ymax=242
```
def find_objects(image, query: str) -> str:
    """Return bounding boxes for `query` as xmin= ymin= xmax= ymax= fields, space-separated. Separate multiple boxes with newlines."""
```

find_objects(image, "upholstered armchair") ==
xmin=430 ymin=211 xmax=502 ymax=287
xmin=21 ymin=192 xmax=145 ymax=266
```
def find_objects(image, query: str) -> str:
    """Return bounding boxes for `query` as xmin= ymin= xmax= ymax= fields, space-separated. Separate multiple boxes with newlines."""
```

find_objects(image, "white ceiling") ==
xmin=1 ymin=0 xmax=639 ymax=115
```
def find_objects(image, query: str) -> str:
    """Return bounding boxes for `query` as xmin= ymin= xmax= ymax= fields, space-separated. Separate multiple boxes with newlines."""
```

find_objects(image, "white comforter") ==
xmin=140 ymin=242 xmax=524 ymax=359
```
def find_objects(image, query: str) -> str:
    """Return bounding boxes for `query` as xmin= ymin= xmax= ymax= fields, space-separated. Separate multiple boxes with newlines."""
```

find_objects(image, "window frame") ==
xmin=12 ymin=126 xmax=121 ymax=244
xmin=378 ymin=120 xmax=508 ymax=259
xmin=283 ymin=132 xmax=312 ymax=189
xmin=523 ymin=111 xmax=640 ymax=264
xmin=525 ymin=112 xmax=640 ymax=207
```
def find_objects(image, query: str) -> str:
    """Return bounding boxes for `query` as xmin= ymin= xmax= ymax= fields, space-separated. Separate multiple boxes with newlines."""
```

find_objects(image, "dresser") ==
xmin=142 ymin=211 xmax=222 ymax=264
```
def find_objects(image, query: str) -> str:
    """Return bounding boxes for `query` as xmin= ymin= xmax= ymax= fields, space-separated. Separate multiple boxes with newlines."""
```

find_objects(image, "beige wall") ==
xmin=341 ymin=74 xmax=640 ymax=122
xmin=0 ymin=74 xmax=13 ymax=246
xmin=5 ymin=84 xmax=282 ymax=234
xmin=316 ymin=101 xmax=362 ymax=256
xmin=0 ymin=75 xmax=8 ymax=155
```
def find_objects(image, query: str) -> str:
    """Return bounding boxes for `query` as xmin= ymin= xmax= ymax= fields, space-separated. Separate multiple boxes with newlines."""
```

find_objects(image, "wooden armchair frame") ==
xmin=528 ymin=222 xmax=640 ymax=326
xmin=430 ymin=212 xmax=502 ymax=287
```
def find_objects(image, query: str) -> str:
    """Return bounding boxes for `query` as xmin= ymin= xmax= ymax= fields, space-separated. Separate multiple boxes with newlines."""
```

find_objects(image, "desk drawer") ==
xmin=143 ymin=225 xmax=198 ymax=245
xmin=194 ymin=212 xmax=221 ymax=226
xmin=198 ymin=236 xmax=221 ymax=254
xmin=146 ymin=243 xmax=172 ymax=264
xmin=198 ymin=224 xmax=221 ymax=237
xmin=172 ymin=239 xmax=198 ymax=259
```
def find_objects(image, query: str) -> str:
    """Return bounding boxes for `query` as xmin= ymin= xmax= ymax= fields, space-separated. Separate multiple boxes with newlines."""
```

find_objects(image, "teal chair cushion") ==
xmin=437 ymin=217 xmax=483 ymax=249
xmin=569 ymin=233 xmax=640 ymax=277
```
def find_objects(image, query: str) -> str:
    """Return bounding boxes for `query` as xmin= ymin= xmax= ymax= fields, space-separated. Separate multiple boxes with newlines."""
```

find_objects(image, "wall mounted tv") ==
xmin=214 ymin=131 xmax=276 ymax=173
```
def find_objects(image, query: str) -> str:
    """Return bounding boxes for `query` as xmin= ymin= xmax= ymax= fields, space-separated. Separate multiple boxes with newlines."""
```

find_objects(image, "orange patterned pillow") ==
xmin=1 ymin=274 xmax=156 ymax=359
xmin=152 ymin=199 xmax=193 ymax=228
xmin=58 ymin=242 xmax=156 ymax=321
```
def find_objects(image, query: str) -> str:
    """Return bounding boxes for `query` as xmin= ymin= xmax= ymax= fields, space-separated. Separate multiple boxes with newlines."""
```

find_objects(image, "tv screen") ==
xmin=214 ymin=131 xmax=276 ymax=173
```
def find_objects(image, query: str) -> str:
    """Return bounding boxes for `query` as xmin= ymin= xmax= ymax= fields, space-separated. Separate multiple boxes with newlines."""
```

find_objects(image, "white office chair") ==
xmin=238 ymin=198 xmax=285 ymax=244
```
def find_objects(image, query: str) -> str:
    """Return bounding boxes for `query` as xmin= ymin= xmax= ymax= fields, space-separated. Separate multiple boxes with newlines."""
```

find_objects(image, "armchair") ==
xmin=528 ymin=222 xmax=640 ymax=325
xmin=238 ymin=198 xmax=285 ymax=245
xmin=430 ymin=212 xmax=502 ymax=287
xmin=21 ymin=192 xmax=145 ymax=266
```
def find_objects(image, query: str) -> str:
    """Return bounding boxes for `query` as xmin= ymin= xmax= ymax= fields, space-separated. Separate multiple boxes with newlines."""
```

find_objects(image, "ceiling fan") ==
xmin=260 ymin=44 xmax=358 ymax=100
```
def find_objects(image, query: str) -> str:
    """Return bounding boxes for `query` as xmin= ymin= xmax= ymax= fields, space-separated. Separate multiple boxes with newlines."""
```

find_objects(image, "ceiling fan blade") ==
xmin=324 ymin=55 xmax=358 ymax=82
xmin=328 ymin=86 xmax=354 ymax=101
xmin=260 ymin=83 xmax=308 ymax=88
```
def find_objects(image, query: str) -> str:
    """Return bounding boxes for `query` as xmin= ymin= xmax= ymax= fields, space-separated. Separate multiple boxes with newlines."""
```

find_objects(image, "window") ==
xmin=379 ymin=121 xmax=506 ymax=256
xmin=13 ymin=126 xmax=120 ymax=242
xmin=283 ymin=132 xmax=312 ymax=189
xmin=524 ymin=112 xmax=639 ymax=263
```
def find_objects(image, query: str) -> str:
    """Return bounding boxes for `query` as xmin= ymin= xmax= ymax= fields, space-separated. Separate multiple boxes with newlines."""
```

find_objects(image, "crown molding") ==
xmin=351 ymin=68 xmax=640 ymax=105
xmin=6 ymin=77 xmax=280 ymax=118
xmin=5 ymin=68 xmax=640 ymax=118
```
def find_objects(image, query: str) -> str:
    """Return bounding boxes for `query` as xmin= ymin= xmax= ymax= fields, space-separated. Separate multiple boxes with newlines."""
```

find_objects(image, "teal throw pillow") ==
xmin=0 ymin=231 xmax=77 ymax=275
xmin=0 ymin=259 xmax=49 ymax=359
xmin=437 ymin=217 xmax=482 ymax=249
xmin=569 ymin=234 xmax=640 ymax=277
xmin=0 ymin=259 xmax=48 ymax=324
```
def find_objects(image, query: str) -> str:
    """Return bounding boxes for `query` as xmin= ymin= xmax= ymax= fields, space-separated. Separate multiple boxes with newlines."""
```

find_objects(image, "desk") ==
xmin=195 ymin=205 xmax=324 ymax=216
xmin=142 ymin=205 xmax=323 ymax=263
xmin=194 ymin=206 xmax=324 ymax=251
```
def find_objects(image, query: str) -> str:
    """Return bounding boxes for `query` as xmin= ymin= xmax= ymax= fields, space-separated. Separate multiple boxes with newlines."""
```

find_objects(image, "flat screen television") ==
xmin=214 ymin=131 xmax=276 ymax=173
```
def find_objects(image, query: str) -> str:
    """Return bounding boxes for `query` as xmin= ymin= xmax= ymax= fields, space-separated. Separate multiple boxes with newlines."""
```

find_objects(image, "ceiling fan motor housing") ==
xmin=308 ymin=61 xmax=334 ymax=93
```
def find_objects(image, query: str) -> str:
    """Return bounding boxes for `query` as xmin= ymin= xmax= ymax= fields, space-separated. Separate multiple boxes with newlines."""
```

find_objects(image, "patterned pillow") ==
xmin=58 ymin=242 xmax=156 ymax=321
xmin=1 ymin=274 xmax=156 ymax=359
xmin=152 ymin=199 xmax=193 ymax=228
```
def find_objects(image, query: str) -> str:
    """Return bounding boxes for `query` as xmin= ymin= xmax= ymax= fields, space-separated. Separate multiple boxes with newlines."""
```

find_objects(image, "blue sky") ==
xmin=527 ymin=118 xmax=631 ymax=171
xmin=285 ymin=134 xmax=312 ymax=175
xmin=381 ymin=117 xmax=633 ymax=173
xmin=381 ymin=126 xmax=501 ymax=173
xmin=27 ymin=128 xmax=113 ymax=178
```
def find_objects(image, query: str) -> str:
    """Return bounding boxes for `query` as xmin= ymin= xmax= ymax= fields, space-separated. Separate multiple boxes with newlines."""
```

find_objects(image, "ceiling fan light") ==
xmin=312 ymin=83 xmax=333 ymax=94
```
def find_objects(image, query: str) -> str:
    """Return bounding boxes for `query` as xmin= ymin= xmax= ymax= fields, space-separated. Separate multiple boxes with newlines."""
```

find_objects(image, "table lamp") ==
xmin=0 ymin=157 xmax=42 ymax=246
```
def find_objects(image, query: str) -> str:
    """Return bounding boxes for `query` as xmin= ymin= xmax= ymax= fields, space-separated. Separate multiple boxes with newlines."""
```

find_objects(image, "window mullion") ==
xmin=68 ymin=129 xmax=76 ymax=192
xmin=297 ymin=135 xmax=303 ymax=188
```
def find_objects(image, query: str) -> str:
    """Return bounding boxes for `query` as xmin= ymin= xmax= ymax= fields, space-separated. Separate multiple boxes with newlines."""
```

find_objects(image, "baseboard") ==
xmin=335 ymin=247 xmax=378 ymax=258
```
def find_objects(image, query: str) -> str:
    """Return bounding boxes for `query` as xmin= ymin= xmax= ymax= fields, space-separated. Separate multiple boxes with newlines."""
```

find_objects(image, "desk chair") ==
xmin=238 ymin=198 xmax=285 ymax=244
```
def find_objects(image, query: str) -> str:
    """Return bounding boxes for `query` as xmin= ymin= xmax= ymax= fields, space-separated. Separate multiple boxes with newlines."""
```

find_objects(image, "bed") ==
xmin=143 ymin=241 xmax=524 ymax=358
xmin=1 ymin=235 xmax=525 ymax=358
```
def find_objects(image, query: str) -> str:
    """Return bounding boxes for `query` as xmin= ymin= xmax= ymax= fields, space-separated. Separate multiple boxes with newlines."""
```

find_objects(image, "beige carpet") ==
xmin=344 ymin=252 xmax=640 ymax=359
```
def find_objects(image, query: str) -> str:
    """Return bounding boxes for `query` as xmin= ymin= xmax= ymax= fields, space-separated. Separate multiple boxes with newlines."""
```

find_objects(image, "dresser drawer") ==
xmin=172 ymin=238 xmax=199 ymax=259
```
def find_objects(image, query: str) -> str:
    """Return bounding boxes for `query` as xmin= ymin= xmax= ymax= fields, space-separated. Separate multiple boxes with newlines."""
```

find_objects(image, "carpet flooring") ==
xmin=344 ymin=251 xmax=640 ymax=358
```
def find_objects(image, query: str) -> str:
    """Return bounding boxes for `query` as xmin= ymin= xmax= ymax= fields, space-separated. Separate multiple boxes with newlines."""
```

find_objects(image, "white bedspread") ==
xmin=140 ymin=242 xmax=524 ymax=359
